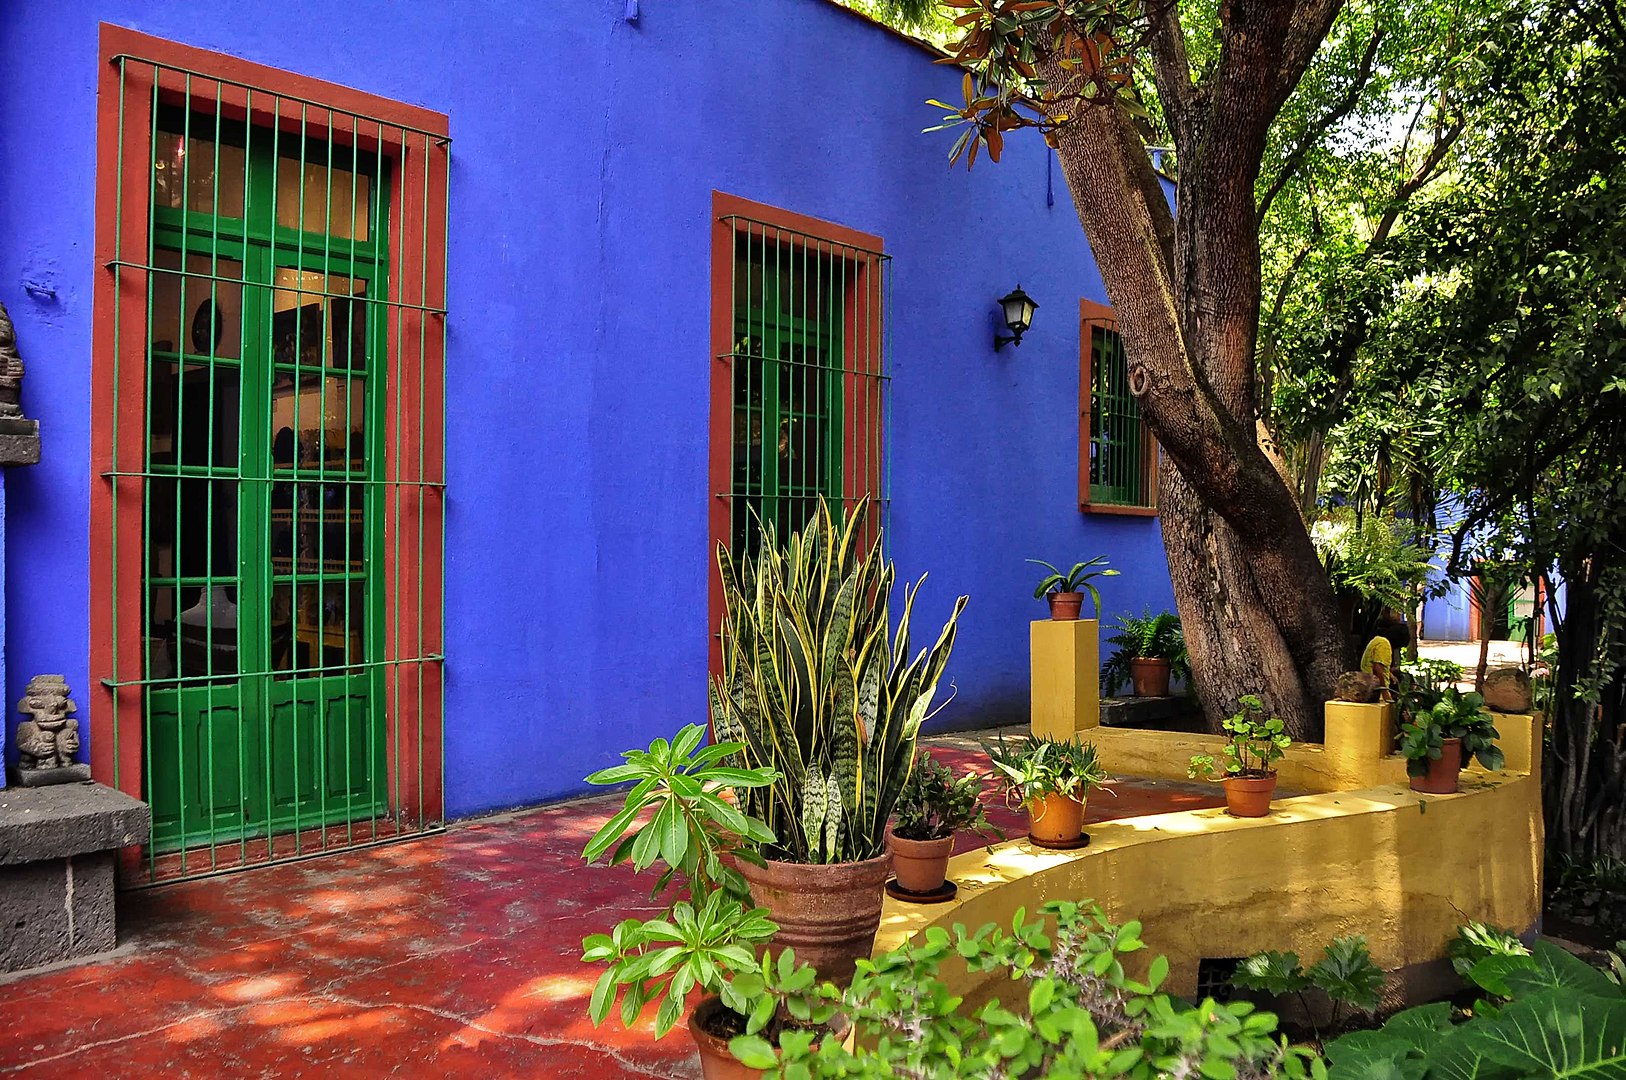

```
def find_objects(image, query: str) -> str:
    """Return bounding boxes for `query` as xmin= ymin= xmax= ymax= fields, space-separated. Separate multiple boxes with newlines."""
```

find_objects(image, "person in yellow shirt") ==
xmin=1360 ymin=620 xmax=1411 ymax=689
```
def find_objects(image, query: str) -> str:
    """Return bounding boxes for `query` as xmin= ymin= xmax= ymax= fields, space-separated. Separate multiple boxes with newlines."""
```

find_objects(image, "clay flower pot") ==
xmin=1410 ymin=737 xmax=1463 ymax=795
xmin=1026 ymin=791 xmax=1086 ymax=843
xmin=1221 ymin=773 xmax=1277 ymax=818
xmin=738 ymin=853 xmax=892 ymax=985
xmin=1047 ymin=592 xmax=1084 ymax=621
xmin=886 ymin=826 xmax=955 ymax=894
xmin=689 ymin=996 xmax=763 ymax=1080
xmin=1129 ymin=657 xmax=1172 ymax=697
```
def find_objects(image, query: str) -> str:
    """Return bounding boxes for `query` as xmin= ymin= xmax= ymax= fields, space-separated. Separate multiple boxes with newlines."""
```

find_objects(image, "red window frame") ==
xmin=1080 ymin=297 xmax=1158 ymax=516
xmin=89 ymin=24 xmax=449 ymax=871
xmin=707 ymin=192 xmax=886 ymax=675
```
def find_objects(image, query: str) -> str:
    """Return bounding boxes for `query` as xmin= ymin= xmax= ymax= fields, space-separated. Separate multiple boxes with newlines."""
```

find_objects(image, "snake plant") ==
xmin=709 ymin=498 xmax=968 ymax=864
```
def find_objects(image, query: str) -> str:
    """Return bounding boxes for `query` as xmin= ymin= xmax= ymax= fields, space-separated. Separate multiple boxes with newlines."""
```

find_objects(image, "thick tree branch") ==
xmin=1370 ymin=116 xmax=1462 ymax=247
xmin=1144 ymin=0 xmax=1196 ymax=151
xmin=1257 ymin=30 xmax=1384 ymax=221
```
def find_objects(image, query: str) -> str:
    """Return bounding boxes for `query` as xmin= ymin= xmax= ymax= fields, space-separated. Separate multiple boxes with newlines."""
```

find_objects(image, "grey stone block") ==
xmin=1100 ymin=695 xmax=1203 ymax=729
xmin=0 ymin=852 xmax=117 ymax=973
xmin=0 ymin=783 xmax=150 ymax=866
xmin=9 ymin=764 xmax=92 ymax=788
xmin=0 ymin=417 xmax=40 ymax=465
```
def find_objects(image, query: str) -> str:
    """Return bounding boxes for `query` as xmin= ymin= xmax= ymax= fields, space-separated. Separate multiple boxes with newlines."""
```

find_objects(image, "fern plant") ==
xmin=709 ymin=498 xmax=968 ymax=864
xmin=1100 ymin=608 xmax=1191 ymax=695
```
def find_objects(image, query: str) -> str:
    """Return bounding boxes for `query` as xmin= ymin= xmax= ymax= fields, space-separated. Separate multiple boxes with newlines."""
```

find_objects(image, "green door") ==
xmin=142 ymin=109 xmax=388 ymax=854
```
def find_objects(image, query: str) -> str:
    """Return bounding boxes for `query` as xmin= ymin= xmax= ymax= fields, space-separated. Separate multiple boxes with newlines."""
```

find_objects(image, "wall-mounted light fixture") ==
xmin=994 ymin=285 xmax=1038 ymax=350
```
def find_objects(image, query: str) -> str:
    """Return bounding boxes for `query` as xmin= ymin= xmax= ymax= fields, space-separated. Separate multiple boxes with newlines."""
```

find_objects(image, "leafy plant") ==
xmin=890 ymin=750 xmax=1001 ymax=842
xmin=1233 ymin=937 xmax=1384 ymax=1043
xmin=1399 ymin=687 xmax=1503 ymax=776
xmin=1324 ymin=939 xmax=1626 ymax=1078
xmin=582 ymin=722 xmax=779 ymax=902
xmin=735 ymin=900 xmax=1322 ymax=1078
xmin=579 ymin=726 xmax=790 ymax=1044
xmin=1446 ymin=921 xmax=1529 ymax=979
xmin=1101 ymin=608 xmax=1192 ymax=695
xmin=985 ymin=733 xmax=1108 ymax=807
xmin=709 ymin=497 xmax=968 ymax=864
xmin=1311 ymin=509 xmax=1438 ymax=642
xmin=1394 ymin=659 xmax=1463 ymax=728
xmin=1027 ymin=556 xmax=1119 ymax=617
xmin=1189 ymin=695 xmax=1291 ymax=780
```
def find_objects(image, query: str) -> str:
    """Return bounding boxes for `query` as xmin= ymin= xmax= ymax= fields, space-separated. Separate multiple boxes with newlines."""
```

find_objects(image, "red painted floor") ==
xmin=0 ymin=739 xmax=1222 ymax=1078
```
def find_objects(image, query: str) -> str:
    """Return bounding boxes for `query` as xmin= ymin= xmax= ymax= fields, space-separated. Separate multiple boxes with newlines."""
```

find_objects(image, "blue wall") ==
xmin=0 ymin=0 xmax=1176 ymax=818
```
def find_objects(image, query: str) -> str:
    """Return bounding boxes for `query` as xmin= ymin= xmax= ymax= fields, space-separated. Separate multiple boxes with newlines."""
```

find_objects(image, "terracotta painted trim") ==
xmin=89 ymin=26 xmax=449 ymax=865
xmin=708 ymin=192 xmax=886 ymax=680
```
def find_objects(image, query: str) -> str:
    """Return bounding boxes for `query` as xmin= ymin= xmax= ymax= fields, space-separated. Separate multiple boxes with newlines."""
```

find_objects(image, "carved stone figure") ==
xmin=1482 ymin=666 xmax=1534 ymax=714
xmin=1333 ymin=670 xmax=1381 ymax=704
xmin=0 ymin=299 xmax=25 ymax=418
xmin=11 ymin=675 xmax=90 ymax=786
xmin=0 ymin=299 xmax=39 ymax=465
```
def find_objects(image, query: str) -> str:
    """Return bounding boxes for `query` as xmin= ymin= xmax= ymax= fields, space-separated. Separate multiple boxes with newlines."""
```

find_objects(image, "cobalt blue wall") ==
xmin=0 ymin=0 xmax=1176 ymax=818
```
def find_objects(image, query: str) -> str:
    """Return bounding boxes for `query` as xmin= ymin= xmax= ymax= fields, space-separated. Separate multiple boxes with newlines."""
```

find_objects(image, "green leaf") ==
xmin=729 ymin=1034 xmax=780 ymax=1070
xmin=1466 ymin=990 xmax=1626 ymax=1076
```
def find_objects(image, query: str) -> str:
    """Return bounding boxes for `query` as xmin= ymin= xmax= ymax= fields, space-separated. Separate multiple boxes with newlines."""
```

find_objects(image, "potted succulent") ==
xmin=1188 ymin=695 xmax=1290 ymax=817
xmin=1401 ymin=687 xmax=1503 ymax=794
xmin=885 ymin=751 xmax=1002 ymax=896
xmin=1027 ymin=556 xmax=1118 ymax=621
xmin=710 ymin=497 xmax=968 ymax=984
xmin=1100 ymin=608 xmax=1190 ymax=697
xmin=986 ymin=733 xmax=1108 ymax=847
xmin=579 ymin=723 xmax=813 ymax=1078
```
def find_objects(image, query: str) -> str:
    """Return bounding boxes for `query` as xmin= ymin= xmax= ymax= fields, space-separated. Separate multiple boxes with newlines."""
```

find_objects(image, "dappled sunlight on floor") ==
xmin=0 ymin=732 xmax=1220 ymax=1078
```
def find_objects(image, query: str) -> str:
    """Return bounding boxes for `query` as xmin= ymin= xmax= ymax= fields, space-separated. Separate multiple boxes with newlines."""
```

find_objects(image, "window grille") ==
xmin=1195 ymin=957 xmax=1240 ymax=1002
xmin=1080 ymin=301 xmax=1157 ymax=512
xmin=94 ymin=42 xmax=448 ymax=885
xmin=714 ymin=209 xmax=890 ymax=559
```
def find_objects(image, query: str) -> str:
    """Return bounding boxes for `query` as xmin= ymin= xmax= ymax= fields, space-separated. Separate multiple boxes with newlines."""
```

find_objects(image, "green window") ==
xmin=1083 ymin=318 xmax=1155 ymax=510
xmin=141 ymin=105 xmax=388 ymax=859
xmin=728 ymin=231 xmax=852 ymax=555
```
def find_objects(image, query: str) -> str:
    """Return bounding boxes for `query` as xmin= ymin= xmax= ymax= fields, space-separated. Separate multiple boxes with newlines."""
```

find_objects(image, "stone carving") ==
xmin=1482 ymin=666 xmax=1534 ymax=714
xmin=1334 ymin=670 xmax=1381 ymax=703
xmin=0 ymin=299 xmax=24 ymax=419
xmin=0 ymin=299 xmax=39 ymax=466
xmin=11 ymin=676 xmax=90 ymax=786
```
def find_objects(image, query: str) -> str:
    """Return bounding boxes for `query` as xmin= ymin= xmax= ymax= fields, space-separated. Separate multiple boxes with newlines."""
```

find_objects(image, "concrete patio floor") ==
xmin=0 ymin=738 xmax=1222 ymax=1078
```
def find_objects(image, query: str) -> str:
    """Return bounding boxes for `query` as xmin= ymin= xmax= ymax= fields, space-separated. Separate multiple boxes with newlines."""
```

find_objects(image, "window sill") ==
xmin=1080 ymin=502 xmax=1158 ymax=518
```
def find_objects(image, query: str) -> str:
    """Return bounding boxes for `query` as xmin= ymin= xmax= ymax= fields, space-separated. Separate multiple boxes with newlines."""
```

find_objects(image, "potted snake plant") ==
xmin=710 ymin=497 xmax=968 ymax=984
xmin=1027 ymin=556 xmax=1118 ymax=621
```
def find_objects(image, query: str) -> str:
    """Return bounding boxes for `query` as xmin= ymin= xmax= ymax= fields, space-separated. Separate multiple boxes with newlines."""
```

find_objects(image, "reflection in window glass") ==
xmin=276 ymin=156 xmax=371 ymax=240
xmin=153 ymin=131 xmax=247 ymax=218
xmin=150 ymin=251 xmax=244 ymax=360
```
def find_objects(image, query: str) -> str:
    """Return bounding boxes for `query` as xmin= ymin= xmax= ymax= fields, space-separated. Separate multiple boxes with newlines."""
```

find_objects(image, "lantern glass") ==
xmin=999 ymin=286 xmax=1037 ymax=333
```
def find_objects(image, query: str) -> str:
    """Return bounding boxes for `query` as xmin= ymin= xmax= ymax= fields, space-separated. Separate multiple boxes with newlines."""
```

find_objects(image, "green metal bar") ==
xmin=174 ymin=77 xmax=193 ymax=877
xmin=416 ymin=131 xmax=431 ymax=828
xmin=262 ymin=95 xmax=281 ymax=864
xmin=112 ymin=59 xmax=127 ymax=802
xmin=141 ymin=67 xmax=160 ymax=883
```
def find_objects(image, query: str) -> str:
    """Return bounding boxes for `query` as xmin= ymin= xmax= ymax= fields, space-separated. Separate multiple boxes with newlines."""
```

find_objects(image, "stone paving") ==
xmin=0 ymin=737 xmax=1222 ymax=1078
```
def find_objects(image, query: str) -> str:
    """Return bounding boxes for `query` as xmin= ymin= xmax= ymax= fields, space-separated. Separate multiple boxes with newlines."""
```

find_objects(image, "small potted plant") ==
xmin=581 ymin=723 xmax=830 ymax=1078
xmin=1027 ymin=556 xmax=1118 ymax=621
xmin=1101 ymin=608 xmax=1190 ymax=697
xmin=986 ymin=733 xmax=1108 ymax=847
xmin=1401 ymin=687 xmax=1503 ymax=794
xmin=1188 ymin=695 xmax=1290 ymax=817
xmin=885 ymin=751 xmax=1002 ymax=897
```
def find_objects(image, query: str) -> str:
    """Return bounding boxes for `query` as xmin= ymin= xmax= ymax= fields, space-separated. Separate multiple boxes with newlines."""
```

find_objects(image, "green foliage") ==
xmin=1028 ymin=556 xmax=1119 ymax=617
xmin=1311 ymin=509 xmax=1439 ymax=639
xmin=1324 ymin=939 xmax=1626 ymax=1078
xmin=1399 ymin=688 xmax=1503 ymax=776
xmin=890 ymin=750 xmax=1001 ymax=842
xmin=749 ymin=900 xmax=1323 ymax=1078
xmin=709 ymin=498 xmax=968 ymax=864
xmin=1190 ymin=695 xmax=1291 ymax=779
xmin=985 ymin=732 xmax=1108 ymax=805
xmin=582 ymin=723 xmax=779 ymax=903
xmin=1101 ymin=608 xmax=1191 ymax=695
xmin=1234 ymin=937 xmax=1383 ymax=1039
xmin=1447 ymin=922 xmax=1530 ymax=979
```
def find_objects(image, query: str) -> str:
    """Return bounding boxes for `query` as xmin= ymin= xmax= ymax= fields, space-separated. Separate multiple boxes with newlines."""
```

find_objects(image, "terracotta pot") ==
xmin=1129 ymin=657 xmax=1172 ymax=697
xmin=1026 ymin=791 xmax=1086 ymax=843
xmin=689 ymin=996 xmax=762 ymax=1080
xmin=1410 ymin=737 xmax=1463 ymax=795
xmin=886 ymin=826 xmax=954 ymax=894
xmin=1221 ymin=773 xmax=1277 ymax=818
xmin=1047 ymin=592 xmax=1084 ymax=621
xmin=738 ymin=853 xmax=891 ymax=985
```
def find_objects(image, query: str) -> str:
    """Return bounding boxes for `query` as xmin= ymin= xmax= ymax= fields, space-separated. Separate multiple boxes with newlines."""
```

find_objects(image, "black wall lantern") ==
xmin=994 ymin=285 xmax=1038 ymax=350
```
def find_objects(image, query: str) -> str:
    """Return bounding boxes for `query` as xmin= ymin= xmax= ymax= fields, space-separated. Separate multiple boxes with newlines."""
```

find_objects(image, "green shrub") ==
xmin=1233 ymin=936 xmax=1384 ymax=1040
xmin=1101 ymin=608 xmax=1192 ymax=695
xmin=891 ymin=750 xmax=1001 ymax=842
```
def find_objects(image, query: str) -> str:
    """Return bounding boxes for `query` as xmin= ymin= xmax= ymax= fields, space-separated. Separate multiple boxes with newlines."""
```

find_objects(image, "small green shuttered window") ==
xmin=1080 ymin=300 xmax=1157 ymax=513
